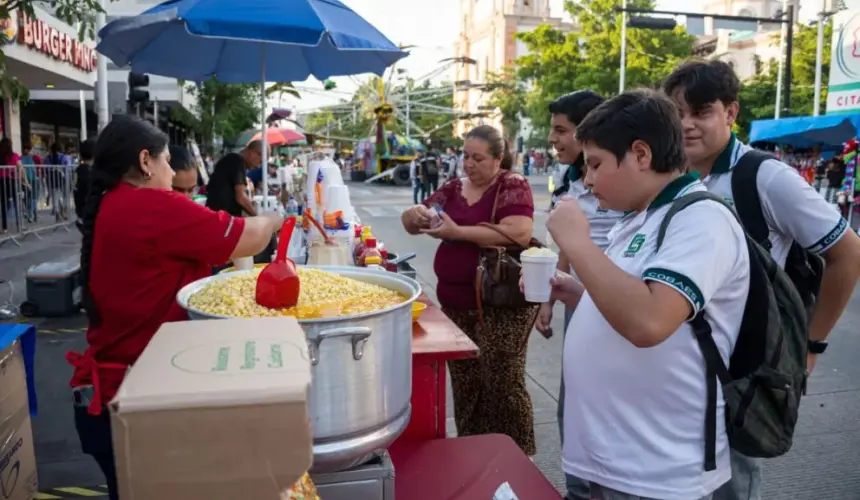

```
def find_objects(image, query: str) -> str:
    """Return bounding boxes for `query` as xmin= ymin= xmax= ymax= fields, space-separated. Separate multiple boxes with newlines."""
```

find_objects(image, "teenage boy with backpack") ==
xmin=546 ymin=89 xmax=750 ymax=499
xmin=540 ymin=89 xmax=624 ymax=500
xmin=664 ymin=60 xmax=860 ymax=500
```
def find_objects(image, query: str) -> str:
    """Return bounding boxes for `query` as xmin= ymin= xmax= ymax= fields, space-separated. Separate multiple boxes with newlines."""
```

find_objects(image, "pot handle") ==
xmin=307 ymin=326 xmax=372 ymax=365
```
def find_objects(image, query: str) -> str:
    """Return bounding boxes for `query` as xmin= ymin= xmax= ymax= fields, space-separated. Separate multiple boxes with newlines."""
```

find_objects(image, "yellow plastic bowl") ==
xmin=412 ymin=302 xmax=427 ymax=322
xmin=219 ymin=263 xmax=268 ymax=274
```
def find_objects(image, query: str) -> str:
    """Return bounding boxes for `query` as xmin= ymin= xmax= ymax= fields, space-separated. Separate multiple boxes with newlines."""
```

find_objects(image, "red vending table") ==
xmin=394 ymin=297 xmax=478 ymax=444
xmin=392 ymin=434 xmax=563 ymax=499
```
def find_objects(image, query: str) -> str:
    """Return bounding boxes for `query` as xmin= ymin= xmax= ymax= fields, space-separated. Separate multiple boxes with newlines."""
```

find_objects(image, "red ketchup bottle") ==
xmin=359 ymin=238 xmax=383 ymax=267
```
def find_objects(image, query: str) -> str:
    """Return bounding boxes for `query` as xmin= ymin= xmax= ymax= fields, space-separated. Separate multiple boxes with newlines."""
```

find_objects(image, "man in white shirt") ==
xmin=547 ymin=90 xmax=750 ymax=500
xmin=663 ymin=60 xmax=860 ymax=500
xmin=409 ymin=152 xmax=424 ymax=204
xmin=540 ymin=90 xmax=625 ymax=500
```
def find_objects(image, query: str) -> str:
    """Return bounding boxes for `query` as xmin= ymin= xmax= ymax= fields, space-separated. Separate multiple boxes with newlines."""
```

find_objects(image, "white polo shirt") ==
xmin=562 ymin=174 xmax=750 ymax=500
xmin=702 ymin=134 xmax=848 ymax=266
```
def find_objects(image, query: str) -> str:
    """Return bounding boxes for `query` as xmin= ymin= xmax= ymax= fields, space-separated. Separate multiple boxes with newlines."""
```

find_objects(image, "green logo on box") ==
xmin=171 ymin=340 xmax=304 ymax=375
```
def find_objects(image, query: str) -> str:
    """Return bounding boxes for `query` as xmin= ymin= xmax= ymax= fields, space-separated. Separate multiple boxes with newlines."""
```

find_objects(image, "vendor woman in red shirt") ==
xmin=400 ymin=125 xmax=538 ymax=456
xmin=67 ymin=115 xmax=282 ymax=500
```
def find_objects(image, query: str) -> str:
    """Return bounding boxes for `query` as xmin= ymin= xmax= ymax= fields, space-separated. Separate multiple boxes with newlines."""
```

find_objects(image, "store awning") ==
xmin=749 ymin=114 xmax=860 ymax=149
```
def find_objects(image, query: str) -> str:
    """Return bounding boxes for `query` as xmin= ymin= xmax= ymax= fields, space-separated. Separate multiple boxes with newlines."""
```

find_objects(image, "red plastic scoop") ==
xmin=255 ymin=217 xmax=300 ymax=309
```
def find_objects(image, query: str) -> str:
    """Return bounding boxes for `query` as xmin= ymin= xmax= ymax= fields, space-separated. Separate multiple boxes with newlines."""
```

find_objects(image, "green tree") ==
xmin=736 ymin=20 xmax=832 ymax=140
xmin=515 ymin=0 xmax=695 ymax=136
xmin=486 ymin=66 xmax=527 ymax=140
xmin=1 ymin=0 xmax=109 ymax=100
xmin=189 ymin=78 xmax=262 ymax=151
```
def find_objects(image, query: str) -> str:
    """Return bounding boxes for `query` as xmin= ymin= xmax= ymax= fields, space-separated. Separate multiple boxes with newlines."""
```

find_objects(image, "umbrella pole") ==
xmin=260 ymin=44 xmax=269 ymax=212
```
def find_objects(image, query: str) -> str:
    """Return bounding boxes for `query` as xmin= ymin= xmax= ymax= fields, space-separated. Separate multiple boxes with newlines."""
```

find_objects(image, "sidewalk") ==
xmin=0 ymin=229 xmax=80 ymax=310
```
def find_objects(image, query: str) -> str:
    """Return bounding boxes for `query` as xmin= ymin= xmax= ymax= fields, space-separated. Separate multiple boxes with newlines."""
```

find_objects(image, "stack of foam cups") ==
xmin=520 ymin=248 xmax=560 ymax=303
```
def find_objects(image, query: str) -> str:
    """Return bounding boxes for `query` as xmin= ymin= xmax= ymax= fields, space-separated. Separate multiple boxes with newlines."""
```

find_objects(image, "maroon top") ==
xmin=423 ymin=172 xmax=534 ymax=310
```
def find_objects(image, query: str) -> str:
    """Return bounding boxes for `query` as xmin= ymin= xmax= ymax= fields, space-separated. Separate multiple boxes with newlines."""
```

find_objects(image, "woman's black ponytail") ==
xmin=79 ymin=115 xmax=169 ymax=326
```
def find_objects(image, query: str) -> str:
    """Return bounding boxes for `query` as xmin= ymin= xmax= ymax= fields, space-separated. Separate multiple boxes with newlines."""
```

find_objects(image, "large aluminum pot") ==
xmin=176 ymin=266 xmax=421 ymax=472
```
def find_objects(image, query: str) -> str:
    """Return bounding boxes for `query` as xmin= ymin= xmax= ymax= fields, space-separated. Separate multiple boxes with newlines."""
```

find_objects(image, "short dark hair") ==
xmin=79 ymin=138 xmax=96 ymax=161
xmin=662 ymin=59 xmax=740 ymax=111
xmin=169 ymin=145 xmax=195 ymax=171
xmin=575 ymin=89 xmax=686 ymax=173
xmin=245 ymin=140 xmax=262 ymax=154
xmin=548 ymin=90 xmax=605 ymax=126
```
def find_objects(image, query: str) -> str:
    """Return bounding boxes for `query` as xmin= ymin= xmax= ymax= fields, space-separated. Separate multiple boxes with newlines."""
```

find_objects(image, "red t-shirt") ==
xmin=69 ymin=183 xmax=245 ymax=404
xmin=423 ymin=172 xmax=534 ymax=310
xmin=1 ymin=153 xmax=20 ymax=177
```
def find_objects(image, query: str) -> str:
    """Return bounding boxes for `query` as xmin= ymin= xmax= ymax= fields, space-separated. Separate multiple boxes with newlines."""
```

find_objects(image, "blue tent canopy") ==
xmin=749 ymin=114 xmax=860 ymax=149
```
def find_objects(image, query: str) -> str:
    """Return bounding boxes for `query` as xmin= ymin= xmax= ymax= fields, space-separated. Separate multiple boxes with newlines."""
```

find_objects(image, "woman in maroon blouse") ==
xmin=401 ymin=125 xmax=539 ymax=455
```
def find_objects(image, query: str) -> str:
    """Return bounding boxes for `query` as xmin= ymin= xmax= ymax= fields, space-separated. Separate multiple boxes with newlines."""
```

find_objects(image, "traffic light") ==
xmin=128 ymin=72 xmax=150 ymax=104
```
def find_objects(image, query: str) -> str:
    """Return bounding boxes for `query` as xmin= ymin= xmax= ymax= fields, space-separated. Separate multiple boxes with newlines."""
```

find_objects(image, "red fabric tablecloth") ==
xmin=390 ymin=434 xmax=563 ymax=500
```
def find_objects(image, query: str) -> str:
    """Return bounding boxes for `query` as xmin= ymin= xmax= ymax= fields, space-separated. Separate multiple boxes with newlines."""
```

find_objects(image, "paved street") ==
xmin=2 ymin=176 xmax=860 ymax=498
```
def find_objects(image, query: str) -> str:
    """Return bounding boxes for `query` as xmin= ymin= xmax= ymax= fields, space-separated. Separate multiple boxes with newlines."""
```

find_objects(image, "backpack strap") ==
xmin=656 ymin=191 xmax=732 ymax=249
xmin=656 ymin=190 xmax=735 ymax=472
xmin=730 ymin=150 xmax=776 ymax=251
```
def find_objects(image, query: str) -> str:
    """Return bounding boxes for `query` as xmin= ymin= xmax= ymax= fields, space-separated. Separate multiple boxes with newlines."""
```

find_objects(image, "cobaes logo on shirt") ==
xmin=623 ymin=233 xmax=646 ymax=257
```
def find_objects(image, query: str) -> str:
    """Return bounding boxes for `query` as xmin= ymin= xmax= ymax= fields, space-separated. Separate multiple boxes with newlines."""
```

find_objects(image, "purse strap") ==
xmin=477 ymin=172 xmax=528 ymax=249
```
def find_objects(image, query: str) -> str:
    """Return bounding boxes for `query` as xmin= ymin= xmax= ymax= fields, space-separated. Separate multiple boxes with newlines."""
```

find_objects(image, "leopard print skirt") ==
xmin=442 ymin=305 xmax=539 ymax=455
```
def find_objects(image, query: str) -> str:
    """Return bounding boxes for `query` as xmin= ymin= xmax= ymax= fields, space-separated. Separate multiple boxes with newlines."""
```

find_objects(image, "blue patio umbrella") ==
xmin=96 ymin=0 xmax=408 ymax=199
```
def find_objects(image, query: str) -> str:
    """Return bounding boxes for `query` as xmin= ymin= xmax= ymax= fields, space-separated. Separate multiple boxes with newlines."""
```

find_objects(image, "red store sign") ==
xmin=17 ymin=16 xmax=97 ymax=73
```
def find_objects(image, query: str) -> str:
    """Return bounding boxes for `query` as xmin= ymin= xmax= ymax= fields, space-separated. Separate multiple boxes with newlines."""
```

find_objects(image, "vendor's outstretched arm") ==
xmin=231 ymin=213 xmax=282 ymax=260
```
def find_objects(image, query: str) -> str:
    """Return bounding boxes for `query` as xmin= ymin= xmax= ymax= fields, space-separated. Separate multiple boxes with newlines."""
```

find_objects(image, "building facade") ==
xmin=452 ymin=0 xmax=575 ymax=138
xmin=695 ymin=0 xmax=801 ymax=80
xmin=28 ymin=0 xmax=196 ymax=146
xmin=0 ymin=6 xmax=99 ymax=156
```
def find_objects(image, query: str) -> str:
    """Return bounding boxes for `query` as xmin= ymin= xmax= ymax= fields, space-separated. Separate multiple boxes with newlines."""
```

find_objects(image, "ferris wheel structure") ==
xmin=293 ymin=55 xmax=486 ymax=144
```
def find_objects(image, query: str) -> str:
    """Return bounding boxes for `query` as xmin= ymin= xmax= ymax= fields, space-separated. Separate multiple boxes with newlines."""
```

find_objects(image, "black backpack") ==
xmin=423 ymin=155 xmax=439 ymax=177
xmin=656 ymin=191 xmax=808 ymax=472
xmin=731 ymin=150 xmax=825 ymax=317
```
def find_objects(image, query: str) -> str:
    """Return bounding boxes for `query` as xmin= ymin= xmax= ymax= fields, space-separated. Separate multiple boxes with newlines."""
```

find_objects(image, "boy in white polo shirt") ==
xmin=541 ymin=90 xmax=625 ymax=500
xmin=547 ymin=90 xmax=750 ymax=500
xmin=664 ymin=60 xmax=860 ymax=500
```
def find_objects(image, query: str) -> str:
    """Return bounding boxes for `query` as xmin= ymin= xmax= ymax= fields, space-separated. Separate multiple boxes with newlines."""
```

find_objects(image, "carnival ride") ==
xmin=293 ymin=55 xmax=491 ymax=184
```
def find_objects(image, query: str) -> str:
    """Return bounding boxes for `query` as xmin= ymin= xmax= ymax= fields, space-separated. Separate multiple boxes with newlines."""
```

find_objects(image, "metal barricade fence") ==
xmin=0 ymin=164 xmax=76 ymax=246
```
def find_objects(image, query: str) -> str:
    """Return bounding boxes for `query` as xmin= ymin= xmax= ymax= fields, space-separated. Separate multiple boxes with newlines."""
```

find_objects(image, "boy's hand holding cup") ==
xmin=520 ymin=247 xmax=559 ymax=303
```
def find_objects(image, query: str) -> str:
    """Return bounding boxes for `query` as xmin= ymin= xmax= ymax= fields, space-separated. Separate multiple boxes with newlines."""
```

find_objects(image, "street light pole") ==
xmin=619 ymin=0 xmax=628 ymax=93
xmin=774 ymin=0 xmax=789 ymax=119
xmin=405 ymin=84 xmax=411 ymax=138
xmin=783 ymin=4 xmax=795 ymax=117
xmin=813 ymin=0 xmax=827 ymax=116
xmin=96 ymin=0 xmax=109 ymax=131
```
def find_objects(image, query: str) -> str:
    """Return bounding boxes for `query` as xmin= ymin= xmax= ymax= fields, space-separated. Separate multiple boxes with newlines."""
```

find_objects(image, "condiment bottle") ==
xmin=359 ymin=237 xmax=382 ymax=267
xmin=354 ymin=226 xmax=373 ymax=261
xmin=364 ymin=255 xmax=384 ymax=271
xmin=380 ymin=249 xmax=396 ymax=273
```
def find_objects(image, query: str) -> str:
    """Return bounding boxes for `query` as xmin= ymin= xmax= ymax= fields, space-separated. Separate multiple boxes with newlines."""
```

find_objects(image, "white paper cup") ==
xmin=521 ymin=254 xmax=559 ymax=303
xmin=233 ymin=256 xmax=254 ymax=271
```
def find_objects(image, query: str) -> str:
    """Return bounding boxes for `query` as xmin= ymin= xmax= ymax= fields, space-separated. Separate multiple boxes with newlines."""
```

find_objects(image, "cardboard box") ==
xmin=0 ymin=340 xmax=38 ymax=500
xmin=110 ymin=317 xmax=313 ymax=500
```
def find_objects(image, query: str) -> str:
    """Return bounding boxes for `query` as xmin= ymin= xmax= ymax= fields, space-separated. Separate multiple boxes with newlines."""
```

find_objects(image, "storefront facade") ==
xmin=0 ymin=7 xmax=97 ymax=155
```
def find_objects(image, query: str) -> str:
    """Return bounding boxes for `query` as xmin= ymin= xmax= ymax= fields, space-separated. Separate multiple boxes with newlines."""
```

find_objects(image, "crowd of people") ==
xmin=24 ymin=55 xmax=859 ymax=500
xmin=400 ymin=59 xmax=860 ymax=500
xmin=0 ymin=139 xmax=84 ymax=234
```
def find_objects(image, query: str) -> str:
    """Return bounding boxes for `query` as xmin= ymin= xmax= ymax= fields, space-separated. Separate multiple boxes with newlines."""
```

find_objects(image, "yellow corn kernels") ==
xmin=188 ymin=267 xmax=407 ymax=319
